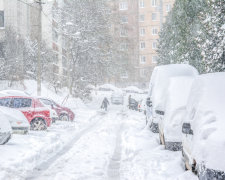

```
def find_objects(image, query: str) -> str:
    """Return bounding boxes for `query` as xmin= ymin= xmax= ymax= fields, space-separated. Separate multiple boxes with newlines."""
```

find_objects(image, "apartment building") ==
xmin=1 ymin=0 xmax=68 ymax=87
xmin=114 ymin=0 xmax=175 ymax=88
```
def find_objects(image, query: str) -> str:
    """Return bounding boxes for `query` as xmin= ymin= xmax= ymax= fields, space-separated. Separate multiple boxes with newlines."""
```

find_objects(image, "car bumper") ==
xmin=165 ymin=141 xmax=182 ymax=151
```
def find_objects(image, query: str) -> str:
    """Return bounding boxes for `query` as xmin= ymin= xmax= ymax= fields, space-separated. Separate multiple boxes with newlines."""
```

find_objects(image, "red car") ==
xmin=0 ymin=95 xmax=53 ymax=131
xmin=38 ymin=98 xmax=75 ymax=121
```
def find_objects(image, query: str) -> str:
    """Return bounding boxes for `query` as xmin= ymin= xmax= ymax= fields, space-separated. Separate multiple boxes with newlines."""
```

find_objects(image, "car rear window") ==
xmin=13 ymin=98 xmax=32 ymax=108
xmin=0 ymin=98 xmax=12 ymax=107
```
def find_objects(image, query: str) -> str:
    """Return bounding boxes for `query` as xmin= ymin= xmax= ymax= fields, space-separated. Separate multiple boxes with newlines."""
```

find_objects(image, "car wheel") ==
xmin=31 ymin=118 xmax=47 ymax=131
xmin=60 ymin=114 xmax=69 ymax=121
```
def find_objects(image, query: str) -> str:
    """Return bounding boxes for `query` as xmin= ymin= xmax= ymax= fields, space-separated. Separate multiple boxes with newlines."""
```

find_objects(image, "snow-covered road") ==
xmin=0 ymin=99 xmax=198 ymax=180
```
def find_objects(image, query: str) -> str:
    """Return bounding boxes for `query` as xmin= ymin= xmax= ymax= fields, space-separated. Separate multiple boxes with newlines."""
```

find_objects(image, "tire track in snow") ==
xmin=107 ymin=110 xmax=127 ymax=180
xmin=26 ymin=111 xmax=106 ymax=180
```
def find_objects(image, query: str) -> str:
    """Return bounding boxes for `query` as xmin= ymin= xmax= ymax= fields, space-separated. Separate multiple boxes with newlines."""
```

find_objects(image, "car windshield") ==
xmin=13 ymin=98 xmax=32 ymax=108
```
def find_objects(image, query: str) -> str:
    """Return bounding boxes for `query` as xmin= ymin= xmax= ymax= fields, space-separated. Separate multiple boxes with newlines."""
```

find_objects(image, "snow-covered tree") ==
xmin=58 ymin=0 xmax=129 ymax=96
xmin=199 ymin=0 xmax=225 ymax=72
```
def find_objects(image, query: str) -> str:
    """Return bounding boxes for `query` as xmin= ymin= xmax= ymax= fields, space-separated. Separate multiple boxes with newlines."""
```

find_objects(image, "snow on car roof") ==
xmin=123 ymin=86 xmax=143 ymax=93
xmin=98 ymin=84 xmax=119 ymax=91
xmin=0 ymin=90 xmax=30 ymax=97
xmin=151 ymin=64 xmax=199 ymax=111
xmin=186 ymin=72 xmax=225 ymax=171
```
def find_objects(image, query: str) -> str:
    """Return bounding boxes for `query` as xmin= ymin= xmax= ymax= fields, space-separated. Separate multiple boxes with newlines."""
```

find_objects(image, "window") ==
xmin=140 ymin=28 xmax=145 ymax=36
xmin=119 ymin=2 xmax=128 ymax=10
xmin=39 ymin=99 xmax=52 ymax=106
xmin=140 ymin=69 xmax=147 ymax=78
xmin=0 ymin=98 xmax=12 ymax=107
xmin=120 ymin=43 xmax=127 ymax=51
xmin=152 ymin=27 xmax=158 ymax=35
xmin=0 ymin=11 xmax=4 ymax=28
xmin=152 ymin=13 xmax=157 ymax=21
xmin=140 ymin=42 xmax=145 ymax=49
xmin=166 ymin=4 xmax=171 ymax=12
xmin=13 ymin=98 xmax=32 ymax=108
xmin=139 ymin=15 xmax=145 ymax=22
xmin=152 ymin=56 xmax=158 ymax=63
xmin=139 ymin=0 xmax=145 ymax=8
xmin=152 ymin=0 xmax=157 ymax=7
xmin=140 ymin=56 xmax=146 ymax=64
xmin=121 ymin=71 xmax=128 ymax=79
xmin=120 ymin=27 xmax=127 ymax=37
xmin=121 ymin=16 xmax=128 ymax=23
xmin=152 ymin=42 xmax=158 ymax=49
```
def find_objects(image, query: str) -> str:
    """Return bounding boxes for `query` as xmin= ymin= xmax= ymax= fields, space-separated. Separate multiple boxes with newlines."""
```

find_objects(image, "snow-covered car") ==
xmin=0 ymin=95 xmax=52 ymax=131
xmin=182 ymin=73 xmax=225 ymax=179
xmin=146 ymin=64 xmax=198 ymax=133
xmin=0 ymin=111 xmax=12 ymax=145
xmin=158 ymin=76 xmax=194 ymax=151
xmin=0 ymin=106 xmax=30 ymax=134
xmin=123 ymin=86 xmax=143 ymax=94
xmin=38 ymin=98 xmax=75 ymax=121
xmin=98 ymin=84 xmax=119 ymax=92
xmin=111 ymin=92 xmax=124 ymax=105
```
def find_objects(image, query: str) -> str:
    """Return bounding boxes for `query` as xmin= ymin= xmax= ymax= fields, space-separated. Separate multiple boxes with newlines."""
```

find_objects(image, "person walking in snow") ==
xmin=101 ymin=97 xmax=109 ymax=111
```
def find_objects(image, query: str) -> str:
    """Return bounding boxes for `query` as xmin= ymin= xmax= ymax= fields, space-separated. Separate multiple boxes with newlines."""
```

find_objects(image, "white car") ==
xmin=0 ymin=111 xmax=12 ymax=145
xmin=146 ymin=64 xmax=198 ymax=133
xmin=111 ymin=92 xmax=124 ymax=105
xmin=182 ymin=73 xmax=225 ymax=179
xmin=158 ymin=76 xmax=194 ymax=151
xmin=0 ymin=106 xmax=30 ymax=134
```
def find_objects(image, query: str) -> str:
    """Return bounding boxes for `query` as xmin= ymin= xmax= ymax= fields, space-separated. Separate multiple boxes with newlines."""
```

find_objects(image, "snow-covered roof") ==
xmin=185 ymin=72 xmax=225 ymax=171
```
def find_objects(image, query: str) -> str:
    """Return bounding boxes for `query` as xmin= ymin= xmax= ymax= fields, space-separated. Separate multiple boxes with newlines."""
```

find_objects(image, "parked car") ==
xmin=0 ymin=110 xmax=12 ymax=145
xmin=38 ymin=98 xmax=75 ymax=121
xmin=182 ymin=73 xmax=225 ymax=179
xmin=0 ymin=106 xmax=30 ymax=134
xmin=158 ymin=76 xmax=194 ymax=151
xmin=111 ymin=92 xmax=124 ymax=105
xmin=146 ymin=64 xmax=199 ymax=133
xmin=0 ymin=94 xmax=53 ymax=131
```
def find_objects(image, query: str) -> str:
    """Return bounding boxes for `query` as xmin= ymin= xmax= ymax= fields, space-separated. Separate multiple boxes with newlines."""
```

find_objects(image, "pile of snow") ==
xmin=162 ymin=76 xmax=194 ymax=142
xmin=185 ymin=72 xmax=225 ymax=171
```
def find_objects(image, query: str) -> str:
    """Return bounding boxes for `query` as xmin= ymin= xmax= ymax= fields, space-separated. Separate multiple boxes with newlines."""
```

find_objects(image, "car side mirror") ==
xmin=182 ymin=123 xmax=193 ymax=135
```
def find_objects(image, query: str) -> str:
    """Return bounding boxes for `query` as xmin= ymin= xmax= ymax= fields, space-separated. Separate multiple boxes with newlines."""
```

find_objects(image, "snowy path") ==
xmin=0 ymin=101 xmax=198 ymax=180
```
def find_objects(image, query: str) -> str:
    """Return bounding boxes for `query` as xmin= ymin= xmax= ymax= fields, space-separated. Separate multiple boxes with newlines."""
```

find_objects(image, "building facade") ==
xmin=114 ymin=0 xmax=175 ymax=88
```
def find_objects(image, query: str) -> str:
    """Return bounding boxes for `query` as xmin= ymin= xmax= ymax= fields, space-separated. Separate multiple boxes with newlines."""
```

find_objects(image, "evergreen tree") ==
xmin=200 ymin=0 xmax=225 ymax=72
